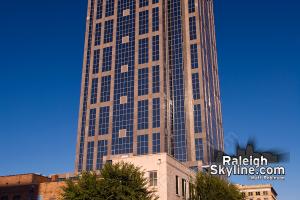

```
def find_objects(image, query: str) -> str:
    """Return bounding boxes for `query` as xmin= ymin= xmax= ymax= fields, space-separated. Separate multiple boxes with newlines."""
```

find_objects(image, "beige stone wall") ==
xmin=39 ymin=182 xmax=66 ymax=200
xmin=111 ymin=153 xmax=196 ymax=200
xmin=0 ymin=174 xmax=49 ymax=186
xmin=236 ymin=184 xmax=278 ymax=200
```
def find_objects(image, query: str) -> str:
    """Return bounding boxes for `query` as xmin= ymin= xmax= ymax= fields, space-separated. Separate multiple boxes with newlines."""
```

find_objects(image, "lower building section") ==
xmin=236 ymin=184 xmax=278 ymax=200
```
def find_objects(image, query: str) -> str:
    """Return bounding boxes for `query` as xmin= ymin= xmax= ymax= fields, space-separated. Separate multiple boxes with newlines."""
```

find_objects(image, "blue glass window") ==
xmin=104 ymin=20 xmax=114 ymax=43
xmin=188 ymin=0 xmax=195 ymax=13
xmin=139 ymin=0 xmax=149 ymax=8
xmin=152 ymin=35 xmax=159 ymax=61
xmin=138 ymin=68 xmax=149 ymax=96
xmin=191 ymin=44 xmax=199 ymax=69
xmin=93 ymin=49 xmax=100 ymax=74
xmin=105 ymin=0 xmax=114 ymax=17
xmin=152 ymin=7 xmax=159 ymax=32
xmin=194 ymin=104 xmax=202 ymax=133
xmin=102 ymin=46 xmax=112 ymax=72
xmin=86 ymin=141 xmax=94 ymax=171
xmin=95 ymin=23 xmax=102 ymax=46
xmin=91 ymin=78 xmax=98 ymax=104
xmin=96 ymin=0 xmax=103 ymax=19
xmin=100 ymin=76 xmax=111 ymax=102
xmin=152 ymin=0 xmax=159 ymax=4
xmin=192 ymin=73 xmax=200 ymax=100
xmin=88 ymin=109 xmax=97 ymax=136
xmin=137 ymin=135 xmax=149 ymax=155
xmin=99 ymin=106 xmax=110 ymax=135
xmin=138 ymin=38 xmax=149 ymax=64
xmin=152 ymin=132 xmax=160 ymax=154
xmin=152 ymin=65 xmax=160 ymax=93
xmin=152 ymin=98 xmax=160 ymax=128
xmin=139 ymin=10 xmax=149 ymax=35
xmin=189 ymin=16 xmax=197 ymax=40
xmin=138 ymin=100 xmax=149 ymax=130
xmin=195 ymin=138 xmax=204 ymax=161
xmin=96 ymin=140 xmax=108 ymax=169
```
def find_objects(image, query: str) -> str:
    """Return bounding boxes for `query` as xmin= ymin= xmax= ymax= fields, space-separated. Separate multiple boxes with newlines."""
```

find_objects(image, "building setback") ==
xmin=75 ymin=0 xmax=224 ymax=172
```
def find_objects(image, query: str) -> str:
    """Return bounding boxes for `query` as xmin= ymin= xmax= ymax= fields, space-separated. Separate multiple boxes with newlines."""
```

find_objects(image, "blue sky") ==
xmin=0 ymin=0 xmax=299 ymax=199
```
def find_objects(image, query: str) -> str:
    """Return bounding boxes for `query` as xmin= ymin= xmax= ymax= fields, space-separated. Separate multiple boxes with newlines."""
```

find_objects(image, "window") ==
xmin=138 ymin=38 xmax=149 ymax=64
xmin=188 ymin=0 xmax=195 ymax=13
xmin=96 ymin=140 xmax=108 ymax=169
xmin=248 ymin=192 xmax=253 ymax=196
xmin=95 ymin=23 xmax=101 ymax=46
xmin=152 ymin=98 xmax=160 ymax=128
xmin=182 ymin=179 xmax=187 ymax=197
xmin=256 ymin=192 xmax=261 ymax=196
xmin=176 ymin=176 xmax=179 ymax=195
xmin=96 ymin=0 xmax=103 ymax=19
xmin=152 ymin=35 xmax=160 ymax=61
xmin=86 ymin=141 xmax=95 ymax=171
xmin=90 ymin=78 xmax=98 ymax=104
xmin=149 ymin=171 xmax=158 ymax=186
xmin=192 ymin=73 xmax=200 ymax=100
xmin=88 ymin=109 xmax=96 ymax=136
xmin=104 ymin=20 xmax=114 ymax=43
xmin=152 ymin=65 xmax=160 ymax=93
xmin=194 ymin=104 xmax=202 ymax=133
xmin=139 ymin=10 xmax=149 ymax=35
xmin=152 ymin=132 xmax=160 ymax=153
xmin=137 ymin=134 xmax=149 ymax=155
xmin=102 ymin=46 xmax=112 ymax=72
xmin=93 ymin=49 xmax=100 ymax=74
xmin=100 ymin=76 xmax=111 ymax=102
xmin=99 ymin=106 xmax=110 ymax=135
xmin=191 ymin=44 xmax=199 ymax=69
xmin=263 ymin=191 xmax=268 ymax=195
xmin=152 ymin=0 xmax=159 ymax=4
xmin=139 ymin=0 xmax=149 ymax=7
xmin=189 ymin=16 xmax=197 ymax=40
xmin=152 ymin=7 xmax=159 ymax=32
xmin=195 ymin=138 xmax=204 ymax=161
xmin=138 ymin=100 xmax=149 ymax=130
xmin=138 ymin=68 xmax=149 ymax=96
xmin=105 ymin=0 xmax=114 ymax=17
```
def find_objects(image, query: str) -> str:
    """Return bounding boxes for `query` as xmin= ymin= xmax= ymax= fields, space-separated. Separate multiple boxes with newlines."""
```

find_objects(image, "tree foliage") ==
xmin=190 ymin=173 xmax=244 ymax=200
xmin=61 ymin=162 xmax=157 ymax=200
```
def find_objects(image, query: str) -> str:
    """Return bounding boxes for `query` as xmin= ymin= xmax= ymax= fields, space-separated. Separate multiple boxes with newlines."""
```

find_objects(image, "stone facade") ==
xmin=236 ymin=184 xmax=278 ymax=200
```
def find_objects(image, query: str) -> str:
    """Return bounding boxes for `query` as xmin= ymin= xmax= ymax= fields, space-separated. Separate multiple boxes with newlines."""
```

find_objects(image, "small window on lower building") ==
xmin=256 ymin=192 xmax=261 ymax=196
xmin=149 ymin=171 xmax=158 ymax=186
xmin=175 ymin=175 xmax=179 ymax=195
xmin=182 ymin=178 xmax=187 ymax=197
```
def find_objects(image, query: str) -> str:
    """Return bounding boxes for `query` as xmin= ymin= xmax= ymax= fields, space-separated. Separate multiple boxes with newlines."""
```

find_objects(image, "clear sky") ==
xmin=0 ymin=0 xmax=299 ymax=199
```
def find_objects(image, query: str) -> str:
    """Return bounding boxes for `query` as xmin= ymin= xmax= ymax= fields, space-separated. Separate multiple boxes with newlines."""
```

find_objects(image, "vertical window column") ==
xmin=88 ymin=109 xmax=97 ymax=136
xmin=137 ymin=134 xmax=149 ymax=155
xmin=99 ymin=106 xmax=110 ymax=135
xmin=138 ymin=100 xmax=149 ymax=130
xmin=152 ymin=35 xmax=160 ymax=61
xmin=86 ymin=141 xmax=95 ymax=171
xmin=194 ymin=104 xmax=202 ymax=133
xmin=189 ymin=16 xmax=197 ymax=40
xmin=192 ymin=73 xmax=200 ymax=100
xmin=104 ymin=20 xmax=114 ymax=43
xmin=96 ymin=140 xmax=108 ymax=169
xmin=138 ymin=68 xmax=149 ymax=96
xmin=152 ymin=65 xmax=160 ymax=93
xmin=152 ymin=7 xmax=159 ymax=32
xmin=152 ymin=132 xmax=160 ymax=153
xmin=90 ymin=78 xmax=98 ymax=104
xmin=152 ymin=98 xmax=160 ymax=128
xmin=139 ymin=10 xmax=149 ymax=35
xmin=138 ymin=38 xmax=149 ymax=64
xmin=100 ymin=75 xmax=111 ymax=102
xmin=93 ymin=49 xmax=100 ymax=74
xmin=102 ymin=46 xmax=112 ymax=72
xmin=195 ymin=138 xmax=204 ymax=161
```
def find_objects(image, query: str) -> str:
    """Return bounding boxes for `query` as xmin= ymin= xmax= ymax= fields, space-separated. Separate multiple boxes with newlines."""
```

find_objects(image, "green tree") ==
xmin=190 ymin=173 xmax=244 ymax=200
xmin=61 ymin=162 xmax=157 ymax=200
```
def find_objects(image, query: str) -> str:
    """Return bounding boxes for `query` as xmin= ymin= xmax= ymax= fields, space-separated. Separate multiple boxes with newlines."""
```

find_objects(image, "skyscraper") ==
xmin=75 ymin=0 xmax=223 ymax=172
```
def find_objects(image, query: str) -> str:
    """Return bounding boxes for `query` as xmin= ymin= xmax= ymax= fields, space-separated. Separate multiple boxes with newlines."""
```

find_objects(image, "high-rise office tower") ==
xmin=75 ymin=0 xmax=223 ymax=172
